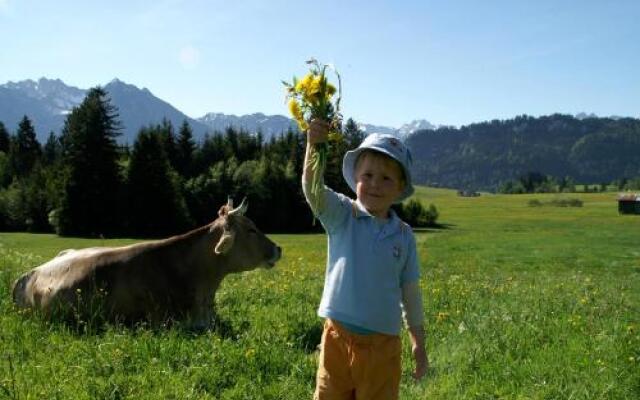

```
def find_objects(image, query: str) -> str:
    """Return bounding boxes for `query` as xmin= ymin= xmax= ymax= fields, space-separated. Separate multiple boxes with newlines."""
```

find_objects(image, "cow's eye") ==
xmin=248 ymin=228 xmax=258 ymax=235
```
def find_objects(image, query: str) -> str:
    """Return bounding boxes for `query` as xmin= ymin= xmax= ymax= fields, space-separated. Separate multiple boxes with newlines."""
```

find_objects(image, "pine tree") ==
xmin=0 ymin=121 xmax=10 ymax=153
xmin=127 ymin=127 xmax=191 ymax=237
xmin=0 ymin=152 xmax=9 ymax=189
xmin=158 ymin=118 xmax=179 ymax=170
xmin=176 ymin=120 xmax=196 ymax=178
xmin=342 ymin=118 xmax=365 ymax=149
xmin=223 ymin=127 xmax=239 ymax=159
xmin=43 ymin=131 xmax=62 ymax=165
xmin=9 ymin=116 xmax=42 ymax=178
xmin=0 ymin=121 xmax=13 ymax=187
xmin=57 ymin=87 xmax=123 ymax=236
xmin=194 ymin=133 xmax=225 ymax=176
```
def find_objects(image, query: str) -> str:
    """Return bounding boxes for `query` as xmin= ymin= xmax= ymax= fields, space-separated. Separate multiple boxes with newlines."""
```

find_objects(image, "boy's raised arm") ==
xmin=302 ymin=119 xmax=330 ymax=214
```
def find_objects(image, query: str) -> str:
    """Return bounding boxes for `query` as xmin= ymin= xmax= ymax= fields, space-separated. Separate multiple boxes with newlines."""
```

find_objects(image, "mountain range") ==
xmin=0 ymin=77 xmax=432 ymax=144
xmin=2 ymin=78 xmax=638 ymax=189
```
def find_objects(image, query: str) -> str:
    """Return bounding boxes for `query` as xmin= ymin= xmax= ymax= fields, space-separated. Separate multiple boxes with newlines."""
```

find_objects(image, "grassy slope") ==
xmin=0 ymin=188 xmax=639 ymax=399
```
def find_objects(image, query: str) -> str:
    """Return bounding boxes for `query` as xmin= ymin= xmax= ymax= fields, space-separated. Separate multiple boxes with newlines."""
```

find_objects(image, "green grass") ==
xmin=1 ymin=188 xmax=639 ymax=399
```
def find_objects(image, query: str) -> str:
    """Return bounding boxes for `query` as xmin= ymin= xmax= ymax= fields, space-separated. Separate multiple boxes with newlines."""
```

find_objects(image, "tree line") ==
xmin=498 ymin=171 xmax=640 ymax=194
xmin=407 ymin=114 xmax=640 ymax=191
xmin=0 ymin=87 xmax=437 ymax=237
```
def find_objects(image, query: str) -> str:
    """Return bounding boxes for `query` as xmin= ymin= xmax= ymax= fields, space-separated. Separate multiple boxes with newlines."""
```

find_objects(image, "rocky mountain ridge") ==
xmin=0 ymin=77 xmax=433 ymax=143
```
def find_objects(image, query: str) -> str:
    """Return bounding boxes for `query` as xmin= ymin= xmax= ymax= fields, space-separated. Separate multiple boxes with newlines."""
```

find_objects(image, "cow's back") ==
xmin=11 ymin=241 xmax=199 ymax=321
xmin=12 ymin=248 xmax=117 ymax=314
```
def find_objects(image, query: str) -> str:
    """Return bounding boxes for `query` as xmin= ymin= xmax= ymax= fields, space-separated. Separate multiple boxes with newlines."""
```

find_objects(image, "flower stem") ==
xmin=309 ymin=142 xmax=327 ymax=222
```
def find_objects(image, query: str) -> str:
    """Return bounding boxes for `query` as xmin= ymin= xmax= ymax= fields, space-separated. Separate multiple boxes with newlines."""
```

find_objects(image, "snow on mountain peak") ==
xmin=398 ymin=119 xmax=436 ymax=135
xmin=1 ymin=78 xmax=86 ymax=115
xmin=358 ymin=118 xmax=436 ymax=140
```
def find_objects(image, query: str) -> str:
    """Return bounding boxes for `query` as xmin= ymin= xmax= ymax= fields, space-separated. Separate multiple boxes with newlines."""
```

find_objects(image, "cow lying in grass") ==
xmin=11 ymin=198 xmax=281 ymax=330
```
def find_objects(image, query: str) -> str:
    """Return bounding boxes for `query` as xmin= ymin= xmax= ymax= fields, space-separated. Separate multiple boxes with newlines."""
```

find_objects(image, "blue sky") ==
xmin=1 ymin=0 xmax=638 ymax=127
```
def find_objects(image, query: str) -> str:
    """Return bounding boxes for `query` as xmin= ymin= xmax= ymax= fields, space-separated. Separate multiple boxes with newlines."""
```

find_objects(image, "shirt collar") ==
xmin=353 ymin=199 xmax=371 ymax=218
xmin=353 ymin=199 xmax=401 ymax=238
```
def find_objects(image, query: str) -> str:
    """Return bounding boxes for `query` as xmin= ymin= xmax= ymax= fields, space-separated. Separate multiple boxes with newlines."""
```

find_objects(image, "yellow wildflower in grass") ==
xmin=283 ymin=58 xmax=342 ymax=214
xmin=436 ymin=312 xmax=449 ymax=323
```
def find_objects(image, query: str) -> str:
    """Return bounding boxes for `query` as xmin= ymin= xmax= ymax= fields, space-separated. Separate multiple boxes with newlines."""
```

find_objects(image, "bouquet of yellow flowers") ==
xmin=283 ymin=58 xmax=342 ymax=212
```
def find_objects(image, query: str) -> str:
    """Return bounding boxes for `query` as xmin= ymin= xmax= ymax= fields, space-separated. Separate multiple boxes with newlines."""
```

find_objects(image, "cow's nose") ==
xmin=266 ymin=245 xmax=282 ymax=268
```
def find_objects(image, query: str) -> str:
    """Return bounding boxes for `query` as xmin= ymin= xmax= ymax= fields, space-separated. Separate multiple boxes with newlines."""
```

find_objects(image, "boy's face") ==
xmin=354 ymin=151 xmax=405 ymax=219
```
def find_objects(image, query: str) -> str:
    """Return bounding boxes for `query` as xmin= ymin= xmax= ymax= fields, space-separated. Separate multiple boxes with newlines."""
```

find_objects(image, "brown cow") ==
xmin=11 ymin=198 xmax=281 ymax=329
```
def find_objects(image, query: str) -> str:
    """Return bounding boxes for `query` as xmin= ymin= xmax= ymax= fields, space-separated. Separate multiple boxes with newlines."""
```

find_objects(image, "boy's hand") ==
xmin=408 ymin=325 xmax=429 ymax=381
xmin=412 ymin=344 xmax=429 ymax=381
xmin=308 ymin=119 xmax=329 ymax=145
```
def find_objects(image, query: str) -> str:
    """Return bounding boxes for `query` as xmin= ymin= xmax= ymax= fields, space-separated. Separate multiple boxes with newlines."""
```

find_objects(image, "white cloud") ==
xmin=179 ymin=45 xmax=200 ymax=70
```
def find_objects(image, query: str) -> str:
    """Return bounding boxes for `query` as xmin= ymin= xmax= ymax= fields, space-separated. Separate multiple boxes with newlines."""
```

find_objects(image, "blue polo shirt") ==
xmin=316 ymin=187 xmax=420 ymax=336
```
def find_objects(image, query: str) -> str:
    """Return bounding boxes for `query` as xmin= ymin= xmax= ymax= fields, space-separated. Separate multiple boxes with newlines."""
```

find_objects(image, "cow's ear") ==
xmin=214 ymin=231 xmax=235 ymax=255
xmin=218 ymin=197 xmax=234 ymax=217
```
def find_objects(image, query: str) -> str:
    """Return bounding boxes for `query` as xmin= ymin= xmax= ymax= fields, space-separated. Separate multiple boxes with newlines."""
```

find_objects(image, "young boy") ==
xmin=303 ymin=119 xmax=429 ymax=400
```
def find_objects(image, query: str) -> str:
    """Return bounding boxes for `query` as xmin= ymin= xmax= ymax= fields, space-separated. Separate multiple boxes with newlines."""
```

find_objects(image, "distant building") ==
xmin=618 ymin=193 xmax=640 ymax=215
xmin=457 ymin=190 xmax=480 ymax=197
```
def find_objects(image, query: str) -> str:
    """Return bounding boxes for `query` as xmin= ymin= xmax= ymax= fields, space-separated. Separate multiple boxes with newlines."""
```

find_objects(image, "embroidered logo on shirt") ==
xmin=393 ymin=245 xmax=401 ymax=259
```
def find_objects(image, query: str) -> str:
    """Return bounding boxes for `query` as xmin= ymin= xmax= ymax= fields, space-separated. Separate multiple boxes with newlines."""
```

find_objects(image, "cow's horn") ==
xmin=218 ymin=197 xmax=235 ymax=217
xmin=228 ymin=197 xmax=248 ymax=216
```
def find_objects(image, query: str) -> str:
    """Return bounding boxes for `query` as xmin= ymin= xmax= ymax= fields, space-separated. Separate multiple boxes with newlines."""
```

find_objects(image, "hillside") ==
xmin=407 ymin=114 xmax=640 ymax=190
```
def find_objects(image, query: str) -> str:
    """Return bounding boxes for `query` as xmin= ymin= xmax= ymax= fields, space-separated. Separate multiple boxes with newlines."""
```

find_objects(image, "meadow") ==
xmin=1 ymin=188 xmax=639 ymax=399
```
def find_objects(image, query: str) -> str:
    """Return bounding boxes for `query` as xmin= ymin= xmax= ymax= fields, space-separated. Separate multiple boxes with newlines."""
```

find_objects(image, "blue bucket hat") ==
xmin=342 ymin=133 xmax=414 ymax=203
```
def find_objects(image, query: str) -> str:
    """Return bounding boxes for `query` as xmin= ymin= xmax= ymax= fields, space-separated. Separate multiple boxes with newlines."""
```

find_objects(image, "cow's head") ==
xmin=211 ymin=198 xmax=282 ymax=272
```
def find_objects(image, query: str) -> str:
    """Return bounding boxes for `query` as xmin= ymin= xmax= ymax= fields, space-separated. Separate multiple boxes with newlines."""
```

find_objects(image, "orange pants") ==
xmin=314 ymin=319 xmax=402 ymax=400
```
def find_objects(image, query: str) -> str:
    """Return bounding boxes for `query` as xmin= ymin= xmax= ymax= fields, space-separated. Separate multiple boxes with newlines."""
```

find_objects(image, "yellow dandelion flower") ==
xmin=295 ymin=73 xmax=314 ymax=93
xmin=310 ymin=76 xmax=323 ymax=94
xmin=300 ymin=76 xmax=321 ymax=103
xmin=288 ymin=99 xmax=304 ymax=123
xmin=311 ymin=75 xmax=328 ymax=94
xmin=436 ymin=312 xmax=449 ymax=323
